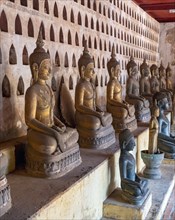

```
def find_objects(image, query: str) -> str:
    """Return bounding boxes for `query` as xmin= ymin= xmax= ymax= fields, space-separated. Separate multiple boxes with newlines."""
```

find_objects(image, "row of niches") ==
xmin=0 ymin=10 xmax=158 ymax=51
xmin=0 ymin=9 xmax=159 ymax=43
xmin=8 ymin=0 xmax=159 ymax=33
xmin=0 ymin=43 xmax=156 ymax=67
xmin=1 ymin=73 xmax=109 ymax=98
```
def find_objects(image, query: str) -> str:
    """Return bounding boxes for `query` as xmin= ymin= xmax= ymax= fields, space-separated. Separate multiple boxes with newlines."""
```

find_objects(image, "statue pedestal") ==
xmin=103 ymin=188 xmax=152 ymax=220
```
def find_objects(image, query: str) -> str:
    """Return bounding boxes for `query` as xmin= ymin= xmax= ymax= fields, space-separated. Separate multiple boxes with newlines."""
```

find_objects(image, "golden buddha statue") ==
xmin=106 ymin=46 xmax=137 ymax=132
xmin=139 ymin=58 xmax=153 ymax=107
xmin=125 ymin=56 xmax=151 ymax=122
xmin=25 ymin=29 xmax=81 ymax=178
xmin=150 ymin=64 xmax=160 ymax=94
xmin=159 ymin=61 xmax=172 ymax=109
xmin=166 ymin=63 xmax=174 ymax=91
xmin=75 ymin=41 xmax=115 ymax=149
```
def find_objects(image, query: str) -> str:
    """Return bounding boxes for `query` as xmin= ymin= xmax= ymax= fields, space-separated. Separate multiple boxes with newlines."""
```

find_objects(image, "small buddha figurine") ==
xmin=166 ymin=63 xmax=174 ymax=91
xmin=75 ymin=41 xmax=115 ymax=149
xmin=25 ymin=28 xmax=81 ymax=178
xmin=159 ymin=61 xmax=172 ymax=109
xmin=126 ymin=56 xmax=151 ymax=122
xmin=106 ymin=46 xmax=137 ymax=132
xmin=150 ymin=64 xmax=160 ymax=94
xmin=154 ymin=92 xmax=175 ymax=159
xmin=139 ymin=58 xmax=153 ymax=107
xmin=119 ymin=129 xmax=149 ymax=205
xmin=0 ymin=152 xmax=12 ymax=217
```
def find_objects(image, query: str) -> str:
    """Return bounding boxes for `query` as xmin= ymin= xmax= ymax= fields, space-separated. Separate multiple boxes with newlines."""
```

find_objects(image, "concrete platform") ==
xmin=103 ymin=189 xmax=152 ymax=220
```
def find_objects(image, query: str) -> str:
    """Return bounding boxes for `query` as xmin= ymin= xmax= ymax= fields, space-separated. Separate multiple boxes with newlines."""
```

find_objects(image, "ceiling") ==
xmin=133 ymin=0 xmax=175 ymax=22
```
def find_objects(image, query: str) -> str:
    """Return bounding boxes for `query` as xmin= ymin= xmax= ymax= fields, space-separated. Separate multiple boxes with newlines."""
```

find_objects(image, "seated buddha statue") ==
xmin=154 ymin=92 xmax=175 ymax=159
xmin=150 ymin=64 xmax=160 ymax=94
xmin=125 ymin=56 xmax=151 ymax=122
xmin=166 ymin=63 xmax=174 ymax=91
xmin=75 ymin=41 xmax=115 ymax=149
xmin=119 ymin=129 xmax=149 ymax=205
xmin=0 ymin=152 xmax=12 ymax=217
xmin=159 ymin=62 xmax=172 ymax=109
xmin=106 ymin=46 xmax=137 ymax=132
xmin=25 ymin=29 xmax=81 ymax=178
xmin=139 ymin=58 xmax=153 ymax=107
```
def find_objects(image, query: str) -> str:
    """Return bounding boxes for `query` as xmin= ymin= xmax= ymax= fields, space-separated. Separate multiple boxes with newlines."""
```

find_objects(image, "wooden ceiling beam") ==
xmin=139 ymin=3 xmax=175 ymax=10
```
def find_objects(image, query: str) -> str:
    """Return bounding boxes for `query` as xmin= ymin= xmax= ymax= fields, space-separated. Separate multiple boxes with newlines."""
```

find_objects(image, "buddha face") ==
xmin=38 ymin=59 xmax=51 ymax=81
xmin=126 ymin=137 xmax=135 ymax=151
xmin=113 ymin=65 xmax=121 ymax=79
xmin=167 ymin=70 xmax=172 ymax=77
xmin=130 ymin=66 xmax=138 ymax=79
xmin=158 ymin=97 xmax=169 ymax=110
xmin=143 ymin=67 xmax=150 ymax=77
xmin=83 ymin=62 xmax=95 ymax=79
xmin=160 ymin=70 xmax=166 ymax=77
xmin=153 ymin=107 xmax=160 ymax=117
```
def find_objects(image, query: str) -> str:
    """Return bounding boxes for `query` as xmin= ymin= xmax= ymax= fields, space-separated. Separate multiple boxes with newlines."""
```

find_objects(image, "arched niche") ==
xmin=0 ymin=10 xmax=8 ymax=32
xmin=22 ymin=46 xmax=29 ymax=65
xmin=51 ymin=76 xmax=57 ymax=92
xmin=15 ymin=14 xmax=22 ymax=35
xmin=85 ymin=15 xmax=88 ymax=27
xmin=9 ymin=44 xmax=17 ymax=65
xmin=55 ymin=51 xmax=60 ymax=66
xmin=33 ymin=0 xmax=39 ymax=10
xmin=69 ymin=75 xmax=73 ymax=90
xmin=64 ymin=52 xmax=69 ymax=67
xmin=17 ymin=76 xmax=24 ymax=95
xmin=72 ymin=54 xmax=76 ymax=67
xmin=2 ymin=75 xmax=11 ymax=97
xmin=70 ymin=9 xmax=74 ymax=23
xmin=53 ymin=2 xmax=58 ymax=17
xmin=100 ymin=75 xmax=103 ymax=87
xmin=68 ymin=30 xmax=72 ymax=45
xmin=95 ymin=75 xmax=98 ymax=87
xmin=78 ymin=12 xmax=82 ymax=25
xmin=40 ymin=22 xmax=45 ymax=39
xmin=28 ymin=18 xmax=34 ymax=37
xmin=98 ymin=57 xmax=100 ymax=68
xmin=59 ymin=27 xmax=64 ymax=43
xmin=75 ymin=33 xmax=79 ymax=46
xmin=63 ymin=6 xmax=67 ymax=20
xmin=44 ymin=0 xmax=49 ymax=14
xmin=20 ymin=0 xmax=27 ymax=6
xmin=50 ymin=25 xmax=55 ymax=41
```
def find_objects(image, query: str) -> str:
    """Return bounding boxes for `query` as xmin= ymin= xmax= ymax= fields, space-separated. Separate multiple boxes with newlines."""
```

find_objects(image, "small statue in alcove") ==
xmin=119 ymin=129 xmax=149 ymax=205
xmin=25 ymin=28 xmax=81 ymax=178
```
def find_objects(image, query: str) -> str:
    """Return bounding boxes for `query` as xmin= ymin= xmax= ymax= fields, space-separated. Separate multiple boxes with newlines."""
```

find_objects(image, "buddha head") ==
xmin=119 ymin=129 xmax=135 ymax=152
xmin=127 ymin=56 xmax=138 ymax=79
xmin=153 ymin=92 xmax=169 ymax=111
xmin=78 ymin=40 xmax=95 ymax=80
xmin=29 ymin=28 xmax=51 ymax=83
xmin=107 ymin=45 xmax=120 ymax=79
xmin=150 ymin=64 xmax=159 ymax=77
xmin=166 ymin=63 xmax=172 ymax=78
xmin=159 ymin=61 xmax=166 ymax=78
xmin=140 ymin=58 xmax=150 ymax=77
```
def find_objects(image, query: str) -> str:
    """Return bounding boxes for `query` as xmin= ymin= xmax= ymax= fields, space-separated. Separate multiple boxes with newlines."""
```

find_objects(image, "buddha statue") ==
xmin=154 ymin=92 xmax=175 ymax=159
xmin=159 ymin=62 xmax=172 ymax=109
xmin=25 ymin=29 xmax=81 ymax=178
xmin=75 ymin=41 xmax=115 ymax=149
xmin=166 ymin=63 xmax=174 ymax=91
xmin=0 ymin=152 xmax=11 ymax=217
xmin=119 ymin=129 xmax=149 ymax=205
xmin=139 ymin=58 xmax=153 ymax=107
xmin=106 ymin=46 xmax=137 ymax=132
xmin=125 ymin=56 xmax=151 ymax=122
xmin=150 ymin=64 xmax=160 ymax=94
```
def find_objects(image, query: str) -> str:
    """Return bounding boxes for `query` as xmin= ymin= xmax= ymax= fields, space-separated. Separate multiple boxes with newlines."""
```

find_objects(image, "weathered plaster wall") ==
xmin=159 ymin=22 xmax=175 ymax=87
xmin=0 ymin=0 xmax=160 ymax=142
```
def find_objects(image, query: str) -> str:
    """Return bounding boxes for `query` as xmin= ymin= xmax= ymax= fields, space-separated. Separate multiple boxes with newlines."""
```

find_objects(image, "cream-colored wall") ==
xmin=159 ymin=22 xmax=175 ymax=88
xmin=0 ymin=0 xmax=160 ymax=142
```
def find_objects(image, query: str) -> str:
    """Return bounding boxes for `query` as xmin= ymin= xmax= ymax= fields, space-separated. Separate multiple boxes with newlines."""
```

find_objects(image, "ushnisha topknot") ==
xmin=140 ymin=57 xmax=149 ymax=73
xmin=29 ymin=26 xmax=50 ymax=77
xmin=158 ymin=61 xmax=165 ymax=73
xmin=78 ymin=40 xmax=94 ymax=76
xmin=119 ymin=128 xmax=134 ymax=150
xmin=126 ymin=55 xmax=137 ymax=75
xmin=150 ymin=64 xmax=158 ymax=74
xmin=107 ymin=45 xmax=120 ymax=76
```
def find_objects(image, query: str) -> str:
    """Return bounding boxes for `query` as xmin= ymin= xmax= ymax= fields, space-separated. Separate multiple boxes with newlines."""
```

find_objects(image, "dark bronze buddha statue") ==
xmin=107 ymin=46 xmax=137 ymax=132
xmin=75 ymin=41 xmax=115 ymax=149
xmin=119 ymin=129 xmax=149 ymax=205
xmin=25 ymin=28 xmax=81 ymax=178
xmin=125 ymin=56 xmax=151 ymax=122
xmin=150 ymin=64 xmax=160 ymax=94
xmin=154 ymin=92 xmax=175 ymax=159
